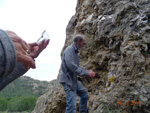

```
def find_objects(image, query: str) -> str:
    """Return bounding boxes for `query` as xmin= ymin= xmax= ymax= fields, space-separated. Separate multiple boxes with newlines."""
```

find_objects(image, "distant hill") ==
xmin=0 ymin=76 xmax=56 ymax=98
xmin=0 ymin=76 xmax=56 ymax=112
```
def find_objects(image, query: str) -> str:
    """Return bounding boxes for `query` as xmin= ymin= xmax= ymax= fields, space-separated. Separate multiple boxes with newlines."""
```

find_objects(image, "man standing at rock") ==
xmin=59 ymin=34 xmax=95 ymax=113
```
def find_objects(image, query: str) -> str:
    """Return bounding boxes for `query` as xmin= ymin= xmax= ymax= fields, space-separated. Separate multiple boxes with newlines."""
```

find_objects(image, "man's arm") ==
xmin=0 ymin=63 xmax=27 ymax=91
xmin=65 ymin=50 xmax=89 ymax=76
xmin=0 ymin=29 xmax=50 ymax=91
xmin=0 ymin=29 xmax=17 ymax=78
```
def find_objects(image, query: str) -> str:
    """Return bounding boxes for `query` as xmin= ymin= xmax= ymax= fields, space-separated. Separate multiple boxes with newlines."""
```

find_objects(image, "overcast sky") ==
xmin=0 ymin=0 xmax=77 ymax=81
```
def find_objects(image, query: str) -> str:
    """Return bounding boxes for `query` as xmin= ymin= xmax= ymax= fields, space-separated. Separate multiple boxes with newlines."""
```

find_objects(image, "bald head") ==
xmin=73 ymin=35 xmax=84 ymax=43
xmin=73 ymin=35 xmax=86 ymax=49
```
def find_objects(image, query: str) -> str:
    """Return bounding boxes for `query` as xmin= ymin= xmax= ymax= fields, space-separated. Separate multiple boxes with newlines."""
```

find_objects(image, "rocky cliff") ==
xmin=32 ymin=0 xmax=150 ymax=113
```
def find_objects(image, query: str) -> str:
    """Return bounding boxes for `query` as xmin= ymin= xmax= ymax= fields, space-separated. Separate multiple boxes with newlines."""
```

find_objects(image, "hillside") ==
xmin=0 ymin=76 xmax=56 ymax=112
xmin=33 ymin=0 xmax=150 ymax=113
xmin=0 ymin=76 xmax=55 ymax=98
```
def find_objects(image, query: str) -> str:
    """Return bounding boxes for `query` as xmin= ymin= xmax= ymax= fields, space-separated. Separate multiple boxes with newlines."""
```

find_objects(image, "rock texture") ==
xmin=32 ymin=0 xmax=150 ymax=113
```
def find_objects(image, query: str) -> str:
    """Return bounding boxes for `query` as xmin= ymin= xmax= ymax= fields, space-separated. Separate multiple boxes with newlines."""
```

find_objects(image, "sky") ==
xmin=0 ymin=0 xmax=77 ymax=81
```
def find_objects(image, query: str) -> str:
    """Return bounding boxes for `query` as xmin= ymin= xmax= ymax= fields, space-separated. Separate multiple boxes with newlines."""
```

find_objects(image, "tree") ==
xmin=0 ymin=98 xmax=8 ymax=111
xmin=17 ymin=97 xmax=37 ymax=112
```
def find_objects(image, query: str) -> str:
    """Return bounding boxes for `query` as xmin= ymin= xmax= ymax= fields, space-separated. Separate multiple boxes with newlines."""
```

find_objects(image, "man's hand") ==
xmin=28 ymin=39 xmax=50 ymax=58
xmin=5 ymin=30 xmax=36 ymax=70
xmin=88 ymin=70 xmax=95 ymax=78
xmin=5 ymin=30 xmax=50 ymax=70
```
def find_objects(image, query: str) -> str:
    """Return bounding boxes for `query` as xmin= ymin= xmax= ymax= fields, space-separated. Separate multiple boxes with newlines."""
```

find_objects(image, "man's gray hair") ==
xmin=73 ymin=35 xmax=84 ymax=43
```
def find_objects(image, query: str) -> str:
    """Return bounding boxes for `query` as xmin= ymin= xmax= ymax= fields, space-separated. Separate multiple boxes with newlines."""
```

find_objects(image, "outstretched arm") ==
xmin=0 ymin=29 xmax=50 ymax=91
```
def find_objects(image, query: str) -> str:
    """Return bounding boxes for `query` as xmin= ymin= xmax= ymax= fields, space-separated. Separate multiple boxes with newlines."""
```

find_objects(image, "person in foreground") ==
xmin=59 ymin=34 xmax=95 ymax=113
xmin=0 ymin=29 xmax=50 ymax=91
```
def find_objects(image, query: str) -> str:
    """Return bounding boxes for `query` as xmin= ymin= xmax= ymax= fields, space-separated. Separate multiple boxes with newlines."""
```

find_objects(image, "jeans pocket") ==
xmin=62 ymin=83 xmax=71 ymax=92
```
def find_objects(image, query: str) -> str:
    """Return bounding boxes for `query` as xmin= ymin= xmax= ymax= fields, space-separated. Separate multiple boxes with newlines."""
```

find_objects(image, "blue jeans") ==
xmin=62 ymin=81 xmax=88 ymax=113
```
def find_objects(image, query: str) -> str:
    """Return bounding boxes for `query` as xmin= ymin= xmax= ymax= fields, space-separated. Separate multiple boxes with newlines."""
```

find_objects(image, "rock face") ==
xmin=32 ymin=0 xmax=150 ymax=113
